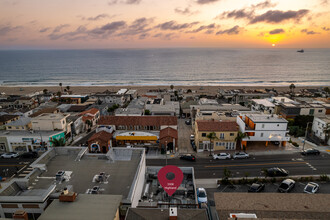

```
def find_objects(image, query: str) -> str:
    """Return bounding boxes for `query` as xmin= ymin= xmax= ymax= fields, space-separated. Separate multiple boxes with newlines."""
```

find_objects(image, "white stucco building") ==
xmin=236 ymin=114 xmax=290 ymax=148
xmin=312 ymin=116 xmax=330 ymax=145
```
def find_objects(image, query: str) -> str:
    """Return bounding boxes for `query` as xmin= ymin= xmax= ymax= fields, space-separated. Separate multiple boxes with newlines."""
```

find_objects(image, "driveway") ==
xmin=177 ymin=119 xmax=195 ymax=154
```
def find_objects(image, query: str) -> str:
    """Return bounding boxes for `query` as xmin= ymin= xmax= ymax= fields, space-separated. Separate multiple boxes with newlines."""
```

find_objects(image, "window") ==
xmin=202 ymin=133 xmax=206 ymax=137
xmin=199 ymin=143 xmax=203 ymax=149
xmin=277 ymin=124 xmax=279 ymax=127
xmin=220 ymin=133 xmax=224 ymax=139
xmin=8 ymin=126 xmax=12 ymax=129
xmin=262 ymin=124 xmax=265 ymax=128
xmin=309 ymin=109 xmax=315 ymax=115
xmin=230 ymin=133 xmax=234 ymax=136
xmin=261 ymin=133 xmax=264 ymax=137
xmin=318 ymin=109 xmax=322 ymax=113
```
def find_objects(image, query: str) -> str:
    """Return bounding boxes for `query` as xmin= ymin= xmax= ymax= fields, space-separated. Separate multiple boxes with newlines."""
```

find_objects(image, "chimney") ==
xmin=13 ymin=210 xmax=28 ymax=220
xmin=59 ymin=188 xmax=77 ymax=202
xmin=169 ymin=207 xmax=177 ymax=220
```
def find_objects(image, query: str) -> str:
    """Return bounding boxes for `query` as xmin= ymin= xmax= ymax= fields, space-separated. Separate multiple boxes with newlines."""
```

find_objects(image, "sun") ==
xmin=272 ymin=44 xmax=276 ymax=47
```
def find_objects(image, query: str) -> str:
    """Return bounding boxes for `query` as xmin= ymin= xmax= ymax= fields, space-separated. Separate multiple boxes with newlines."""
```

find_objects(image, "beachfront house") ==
xmin=236 ymin=113 xmax=290 ymax=148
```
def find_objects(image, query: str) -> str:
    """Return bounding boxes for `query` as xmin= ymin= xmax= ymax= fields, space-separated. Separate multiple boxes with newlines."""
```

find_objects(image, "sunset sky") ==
xmin=0 ymin=0 xmax=329 ymax=49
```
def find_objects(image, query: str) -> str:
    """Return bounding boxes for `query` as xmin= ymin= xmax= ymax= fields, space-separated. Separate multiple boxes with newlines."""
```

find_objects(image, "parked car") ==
xmin=266 ymin=167 xmax=289 ymax=177
xmin=233 ymin=152 xmax=249 ymax=159
xmin=213 ymin=153 xmax=231 ymax=160
xmin=248 ymin=182 xmax=265 ymax=192
xmin=190 ymin=134 xmax=195 ymax=141
xmin=197 ymin=188 xmax=208 ymax=204
xmin=191 ymin=141 xmax=196 ymax=151
xmin=185 ymin=119 xmax=191 ymax=125
xmin=179 ymin=154 xmax=196 ymax=161
xmin=301 ymin=148 xmax=320 ymax=156
xmin=278 ymin=179 xmax=295 ymax=193
xmin=0 ymin=152 xmax=19 ymax=159
xmin=304 ymin=182 xmax=319 ymax=194
xmin=20 ymin=151 xmax=38 ymax=158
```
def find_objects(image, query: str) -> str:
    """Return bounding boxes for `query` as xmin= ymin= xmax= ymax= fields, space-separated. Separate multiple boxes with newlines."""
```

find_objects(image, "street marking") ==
xmin=205 ymin=161 xmax=306 ymax=168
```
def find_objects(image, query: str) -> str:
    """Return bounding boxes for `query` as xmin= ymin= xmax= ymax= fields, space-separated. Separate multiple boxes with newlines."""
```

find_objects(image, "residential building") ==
xmin=251 ymin=99 xmax=275 ymax=114
xmin=5 ymin=117 xmax=31 ymax=131
xmin=67 ymin=115 xmax=84 ymax=135
xmin=115 ymin=97 xmax=146 ymax=116
xmin=236 ymin=113 xmax=290 ymax=148
xmin=29 ymin=107 xmax=59 ymax=118
xmin=90 ymin=90 xmax=130 ymax=105
xmin=0 ymin=115 xmax=20 ymax=126
xmin=79 ymin=108 xmax=100 ymax=129
xmin=195 ymin=120 xmax=239 ymax=152
xmin=279 ymin=103 xmax=301 ymax=119
xmin=312 ymin=116 xmax=330 ymax=145
xmin=59 ymin=95 xmax=89 ymax=104
xmin=88 ymin=130 xmax=113 ymax=153
xmin=31 ymin=113 xmax=71 ymax=135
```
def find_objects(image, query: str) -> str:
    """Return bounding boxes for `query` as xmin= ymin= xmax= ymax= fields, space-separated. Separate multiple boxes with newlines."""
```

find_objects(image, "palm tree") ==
xmin=206 ymin=132 xmax=218 ymax=156
xmin=59 ymin=83 xmax=63 ymax=93
xmin=49 ymin=137 xmax=66 ymax=147
xmin=289 ymin=83 xmax=296 ymax=96
xmin=235 ymin=131 xmax=249 ymax=151
xmin=56 ymin=91 xmax=62 ymax=99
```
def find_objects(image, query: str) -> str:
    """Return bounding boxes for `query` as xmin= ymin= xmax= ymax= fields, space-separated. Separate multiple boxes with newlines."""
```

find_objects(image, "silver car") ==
xmin=233 ymin=152 xmax=249 ymax=159
xmin=278 ymin=179 xmax=295 ymax=193
xmin=0 ymin=152 xmax=19 ymax=158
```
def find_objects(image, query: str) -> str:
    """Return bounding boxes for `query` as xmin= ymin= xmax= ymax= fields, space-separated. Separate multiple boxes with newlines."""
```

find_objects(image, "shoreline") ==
xmin=0 ymin=85 xmax=325 ymax=96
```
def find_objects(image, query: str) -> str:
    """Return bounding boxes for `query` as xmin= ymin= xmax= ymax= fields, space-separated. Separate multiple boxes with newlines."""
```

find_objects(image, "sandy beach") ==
xmin=0 ymin=85 xmax=325 ymax=96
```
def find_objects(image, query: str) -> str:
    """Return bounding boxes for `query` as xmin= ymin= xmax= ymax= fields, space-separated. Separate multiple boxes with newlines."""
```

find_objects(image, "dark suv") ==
xmin=20 ymin=151 xmax=38 ymax=158
xmin=180 ymin=154 xmax=196 ymax=161
xmin=301 ymin=148 xmax=320 ymax=156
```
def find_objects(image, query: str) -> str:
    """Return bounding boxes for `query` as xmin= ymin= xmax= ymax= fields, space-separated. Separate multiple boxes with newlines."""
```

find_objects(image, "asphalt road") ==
xmin=0 ymin=157 xmax=35 ymax=178
xmin=146 ymin=152 xmax=330 ymax=179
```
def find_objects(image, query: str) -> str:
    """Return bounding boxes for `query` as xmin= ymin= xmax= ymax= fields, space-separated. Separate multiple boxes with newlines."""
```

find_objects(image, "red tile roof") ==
xmin=79 ymin=108 xmax=99 ymax=116
xmin=196 ymin=120 xmax=239 ymax=132
xmin=88 ymin=131 xmax=112 ymax=143
xmin=159 ymin=127 xmax=178 ymax=139
xmin=99 ymin=116 xmax=177 ymax=126
xmin=82 ymin=115 xmax=94 ymax=122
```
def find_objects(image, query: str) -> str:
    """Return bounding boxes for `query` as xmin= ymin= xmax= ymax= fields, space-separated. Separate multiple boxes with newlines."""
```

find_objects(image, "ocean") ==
xmin=0 ymin=48 xmax=329 ymax=87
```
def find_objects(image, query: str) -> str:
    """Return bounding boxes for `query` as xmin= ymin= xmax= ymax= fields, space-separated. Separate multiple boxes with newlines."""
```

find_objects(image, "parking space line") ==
xmin=205 ymin=161 xmax=306 ymax=168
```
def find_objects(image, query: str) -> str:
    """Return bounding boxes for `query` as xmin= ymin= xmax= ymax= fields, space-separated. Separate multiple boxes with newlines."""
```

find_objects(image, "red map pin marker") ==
xmin=158 ymin=165 xmax=184 ymax=196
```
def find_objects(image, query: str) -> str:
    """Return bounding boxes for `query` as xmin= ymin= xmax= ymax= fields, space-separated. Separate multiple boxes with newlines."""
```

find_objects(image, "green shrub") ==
xmin=309 ymin=176 xmax=314 ymax=181
xmin=320 ymin=174 xmax=329 ymax=182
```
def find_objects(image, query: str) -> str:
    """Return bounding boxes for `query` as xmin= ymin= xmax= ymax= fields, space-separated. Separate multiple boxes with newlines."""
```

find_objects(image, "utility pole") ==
xmin=302 ymin=122 xmax=312 ymax=151
xmin=165 ymin=140 xmax=168 ymax=166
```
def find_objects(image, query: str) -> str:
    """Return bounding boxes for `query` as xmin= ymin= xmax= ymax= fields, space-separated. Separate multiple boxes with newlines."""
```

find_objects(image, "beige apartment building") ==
xmin=31 ymin=113 xmax=72 ymax=134
xmin=195 ymin=120 xmax=239 ymax=152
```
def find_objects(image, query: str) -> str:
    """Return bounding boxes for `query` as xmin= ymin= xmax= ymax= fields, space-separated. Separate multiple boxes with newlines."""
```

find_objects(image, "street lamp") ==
xmin=302 ymin=122 xmax=312 ymax=151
